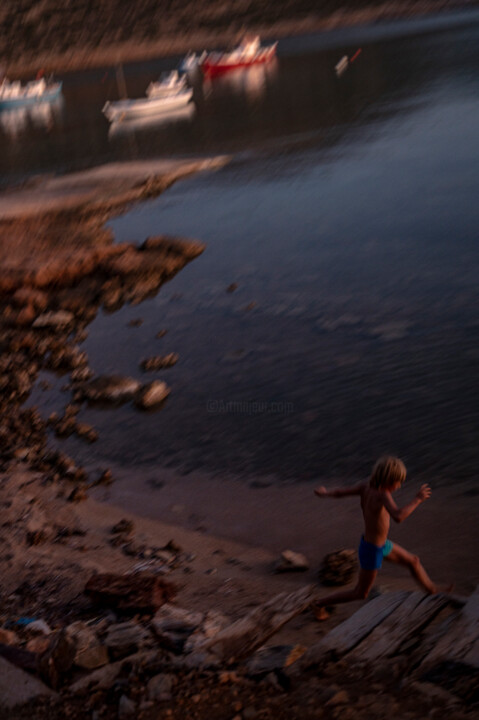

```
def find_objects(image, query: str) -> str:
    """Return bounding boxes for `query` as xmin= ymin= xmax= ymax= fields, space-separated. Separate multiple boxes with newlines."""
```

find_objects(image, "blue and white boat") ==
xmin=0 ymin=77 xmax=62 ymax=111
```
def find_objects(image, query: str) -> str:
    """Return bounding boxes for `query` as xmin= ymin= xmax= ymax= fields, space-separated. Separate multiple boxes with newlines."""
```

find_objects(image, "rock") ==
xmin=152 ymin=604 xmax=204 ymax=633
xmin=318 ymin=549 xmax=357 ymax=586
xmin=275 ymin=550 xmax=309 ymax=573
xmin=36 ymin=630 xmax=77 ymax=689
xmin=147 ymin=673 xmax=176 ymax=701
xmin=71 ymin=366 xmax=94 ymax=382
xmin=326 ymin=690 xmax=350 ymax=706
xmin=0 ymin=657 xmax=54 ymax=710
xmin=65 ymin=621 xmax=109 ymax=670
xmin=26 ymin=637 xmax=50 ymax=654
xmin=105 ymin=621 xmax=152 ymax=659
xmin=152 ymin=604 xmax=204 ymax=653
xmin=227 ymin=283 xmax=238 ymax=293
xmin=90 ymin=469 xmax=114 ymax=487
xmin=12 ymin=288 xmax=49 ymax=311
xmin=75 ymin=422 xmax=99 ymax=443
xmin=135 ymin=380 xmax=170 ymax=410
xmin=32 ymin=310 xmax=75 ymax=329
xmin=0 ymin=628 xmax=19 ymax=646
xmin=111 ymin=519 xmax=135 ymax=536
xmin=80 ymin=375 xmax=141 ymax=405
xmin=85 ymin=572 xmax=176 ymax=612
xmin=67 ymin=485 xmax=88 ymax=503
xmin=140 ymin=353 xmax=179 ymax=371
xmin=246 ymin=645 xmax=306 ymax=676
xmin=26 ymin=620 xmax=51 ymax=635
xmin=118 ymin=694 xmax=136 ymax=718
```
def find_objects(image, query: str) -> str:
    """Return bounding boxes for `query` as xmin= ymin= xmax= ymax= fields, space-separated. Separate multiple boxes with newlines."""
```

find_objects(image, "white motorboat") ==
xmin=146 ymin=70 xmax=188 ymax=98
xmin=108 ymin=103 xmax=196 ymax=135
xmin=102 ymin=87 xmax=193 ymax=123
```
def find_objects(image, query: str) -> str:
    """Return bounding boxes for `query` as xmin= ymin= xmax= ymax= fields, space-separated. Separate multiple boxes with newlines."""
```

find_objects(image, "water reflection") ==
xmin=0 ymin=97 xmax=64 ymax=139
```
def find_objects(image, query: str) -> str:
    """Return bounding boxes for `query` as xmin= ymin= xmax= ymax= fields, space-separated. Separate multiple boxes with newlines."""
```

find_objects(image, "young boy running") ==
xmin=313 ymin=456 xmax=448 ymax=620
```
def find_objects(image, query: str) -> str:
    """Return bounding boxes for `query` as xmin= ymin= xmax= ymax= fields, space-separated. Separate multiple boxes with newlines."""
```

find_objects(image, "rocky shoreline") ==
xmin=0 ymin=141 xmax=477 ymax=717
xmin=2 ymin=1 xmax=479 ymax=75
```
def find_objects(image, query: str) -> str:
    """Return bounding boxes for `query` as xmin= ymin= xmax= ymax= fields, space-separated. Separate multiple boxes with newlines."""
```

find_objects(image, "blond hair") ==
xmin=370 ymin=456 xmax=406 ymax=489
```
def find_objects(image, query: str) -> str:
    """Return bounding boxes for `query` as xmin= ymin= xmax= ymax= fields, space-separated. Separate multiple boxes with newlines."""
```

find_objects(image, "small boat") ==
xmin=102 ymin=87 xmax=193 ymax=123
xmin=200 ymin=36 xmax=277 ymax=78
xmin=108 ymin=103 xmax=196 ymax=136
xmin=0 ymin=76 xmax=62 ymax=110
xmin=146 ymin=70 xmax=187 ymax=98
xmin=179 ymin=51 xmax=207 ymax=75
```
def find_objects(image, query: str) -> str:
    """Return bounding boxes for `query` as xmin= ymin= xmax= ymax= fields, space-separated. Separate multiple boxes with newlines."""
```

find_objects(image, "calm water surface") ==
xmin=21 ymin=13 xmax=479 ymax=485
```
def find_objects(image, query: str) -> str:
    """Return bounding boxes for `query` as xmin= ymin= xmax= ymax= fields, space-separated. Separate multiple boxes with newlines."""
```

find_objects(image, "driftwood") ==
xmin=85 ymin=572 xmax=176 ymax=612
xmin=413 ymin=586 xmax=479 ymax=676
xmin=348 ymin=591 xmax=450 ymax=663
xmin=201 ymin=585 xmax=315 ymax=662
xmin=299 ymin=591 xmax=409 ymax=669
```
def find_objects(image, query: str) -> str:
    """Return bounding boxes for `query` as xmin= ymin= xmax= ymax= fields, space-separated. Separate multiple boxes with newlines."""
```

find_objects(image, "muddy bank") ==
xmin=2 ymin=1 xmax=478 ymax=75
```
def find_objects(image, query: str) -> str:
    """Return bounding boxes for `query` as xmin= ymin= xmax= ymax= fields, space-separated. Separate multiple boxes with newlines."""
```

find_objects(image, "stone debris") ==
xmin=84 ymin=572 xmax=177 ymax=612
xmin=105 ymin=621 xmax=152 ymax=659
xmin=140 ymin=353 xmax=179 ymax=371
xmin=78 ymin=375 xmax=142 ymax=405
xmin=318 ymin=549 xmax=357 ymax=586
xmin=274 ymin=549 xmax=309 ymax=573
xmin=135 ymin=380 xmax=171 ymax=409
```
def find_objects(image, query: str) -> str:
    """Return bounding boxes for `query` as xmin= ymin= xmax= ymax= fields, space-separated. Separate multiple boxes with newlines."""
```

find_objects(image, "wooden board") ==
xmin=348 ymin=592 xmax=450 ymax=663
xmin=299 ymin=591 xmax=410 ymax=669
xmin=202 ymin=585 xmax=315 ymax=662
xmin=415 ymin=586 xmax=479 ymax=673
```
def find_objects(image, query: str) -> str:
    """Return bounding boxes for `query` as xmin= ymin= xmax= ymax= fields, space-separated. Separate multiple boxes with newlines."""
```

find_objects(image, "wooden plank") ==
xmin=200 ymin=585 xmax=315 ymax=662
xmin=415 ymin=586 xmax=479 ymax=674
xmin=299 ymin=591 xmax=410 ymax=669
xmin=348 ymin=592 xmax=450 ymax=663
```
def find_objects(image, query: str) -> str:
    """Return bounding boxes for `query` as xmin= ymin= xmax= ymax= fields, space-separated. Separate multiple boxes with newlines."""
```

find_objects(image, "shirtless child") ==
xmin=312 ymin=456 xmax=448 ymax=621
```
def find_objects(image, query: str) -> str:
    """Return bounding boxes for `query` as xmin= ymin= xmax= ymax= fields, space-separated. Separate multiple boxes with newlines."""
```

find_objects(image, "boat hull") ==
xmin=201 ymin=45 xmax=277 ymax=78
xmin=0 ymin=83 xmax=62 ymax=110
xmin=103 ymin=90 xmax=193 ymax=123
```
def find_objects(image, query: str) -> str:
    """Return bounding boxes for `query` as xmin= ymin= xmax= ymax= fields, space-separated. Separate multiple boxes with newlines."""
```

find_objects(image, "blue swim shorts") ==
xmin=358 ymin=536 xmax=393 ymax=571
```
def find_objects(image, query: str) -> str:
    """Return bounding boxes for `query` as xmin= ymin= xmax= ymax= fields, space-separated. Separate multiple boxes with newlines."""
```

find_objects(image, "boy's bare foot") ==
xmin=312 ymin=605 xmax=331 ymax=621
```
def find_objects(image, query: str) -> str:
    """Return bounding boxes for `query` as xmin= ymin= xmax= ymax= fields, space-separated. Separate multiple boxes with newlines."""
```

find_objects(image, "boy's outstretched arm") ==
xmin=314 ymin=482 xmax=364 ymax=498
xmin=383 ymin=483 xmax=431 ymax=523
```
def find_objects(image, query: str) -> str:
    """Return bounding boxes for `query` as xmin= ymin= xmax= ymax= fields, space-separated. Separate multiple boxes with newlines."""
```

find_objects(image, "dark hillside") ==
xmin=0 ymin=1 xmax=476 ymax=73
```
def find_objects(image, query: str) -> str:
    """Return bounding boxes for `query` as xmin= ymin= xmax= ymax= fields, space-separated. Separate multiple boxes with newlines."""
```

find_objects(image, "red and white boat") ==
xmin=200 ymin=36 xmax=277 ymax=78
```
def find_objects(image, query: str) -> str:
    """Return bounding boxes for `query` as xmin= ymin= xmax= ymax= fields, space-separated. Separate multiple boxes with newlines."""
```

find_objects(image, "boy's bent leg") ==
xmin=384 ymin=543 xmax=437 ymax=594
xmin=313 ymin=569 xmax=377 ymax=620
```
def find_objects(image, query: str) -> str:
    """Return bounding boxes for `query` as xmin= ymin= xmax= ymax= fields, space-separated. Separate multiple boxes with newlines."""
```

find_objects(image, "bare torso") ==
xmin=360 ymin=483 xmax=391 ymax=545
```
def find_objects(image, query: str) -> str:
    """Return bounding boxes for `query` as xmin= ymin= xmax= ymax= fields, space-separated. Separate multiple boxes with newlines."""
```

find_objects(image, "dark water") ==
xmin=23 ymin=13 xmax=479 ymax=485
